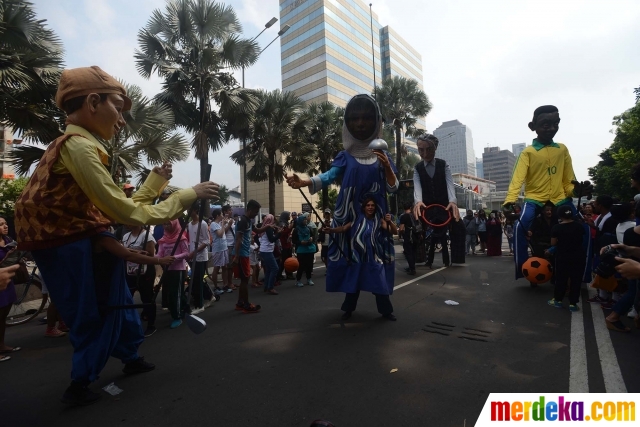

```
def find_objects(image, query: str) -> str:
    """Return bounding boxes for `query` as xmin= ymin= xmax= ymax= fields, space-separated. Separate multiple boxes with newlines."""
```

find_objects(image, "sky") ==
xmin=31 ymin=0 xmax=640 ymax=189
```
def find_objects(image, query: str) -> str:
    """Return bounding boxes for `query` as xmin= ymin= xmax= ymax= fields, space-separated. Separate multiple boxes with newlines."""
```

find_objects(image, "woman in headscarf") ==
xmin=486 ymin=210 xmax=503 ymax=256
xmin=258 ymin=214 xmax=281 ymax=295
xmin=156 ymin=219 xmax=191 ymax=329
xmin=292 ymin=215 xmax=316 ymax=287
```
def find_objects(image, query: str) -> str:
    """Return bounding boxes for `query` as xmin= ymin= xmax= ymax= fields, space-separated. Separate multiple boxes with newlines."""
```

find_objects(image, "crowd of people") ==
xmin=0 ymin=65 xmax=639 ymax=412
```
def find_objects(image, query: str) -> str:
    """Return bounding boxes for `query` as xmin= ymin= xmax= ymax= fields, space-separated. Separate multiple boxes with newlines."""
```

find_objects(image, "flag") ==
xmin=473 ymin=185 xmax=479 ymax=193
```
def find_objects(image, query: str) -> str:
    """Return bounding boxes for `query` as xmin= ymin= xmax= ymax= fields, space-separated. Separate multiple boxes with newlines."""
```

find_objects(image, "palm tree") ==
xmin=375 ymin=76 xmax=431 ymax=173
xmin=230 ymin=89 xmax=310 ymax=215
xmin=135 ymin=0 xmax=259 ymax=184
xmin=399 ymin=152 xmax=420 ymax=180
xmin=12 ymin=83 xmax=190 ymax=183
xmin=301 ymin=101 xmax=344 ymax=209
xmin=0 ymin=0 xmax=65 ymax=144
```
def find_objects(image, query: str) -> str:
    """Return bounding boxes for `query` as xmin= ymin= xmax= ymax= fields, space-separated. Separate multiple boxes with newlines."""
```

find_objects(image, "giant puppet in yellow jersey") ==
xmin=503 ymin=105 xmax=592 ymax=280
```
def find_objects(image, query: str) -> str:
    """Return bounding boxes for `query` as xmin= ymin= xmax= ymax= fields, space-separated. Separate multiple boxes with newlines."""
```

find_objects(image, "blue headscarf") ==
xmin=296 ymin=216 xmax=311 ymax=242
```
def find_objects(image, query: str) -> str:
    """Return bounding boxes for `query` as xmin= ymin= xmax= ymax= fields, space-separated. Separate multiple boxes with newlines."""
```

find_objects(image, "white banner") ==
xmin=476 ymin=393 xmax=637 ymax=426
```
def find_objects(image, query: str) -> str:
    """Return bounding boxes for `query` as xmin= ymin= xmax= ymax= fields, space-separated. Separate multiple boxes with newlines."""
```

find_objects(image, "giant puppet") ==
xmin=286 ymin=94 xmax=399 ymax=320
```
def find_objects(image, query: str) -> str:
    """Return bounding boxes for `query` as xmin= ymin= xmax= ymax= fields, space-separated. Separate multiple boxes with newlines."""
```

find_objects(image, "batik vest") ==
xmin=14 ymin=134 xmax=112 ymax=250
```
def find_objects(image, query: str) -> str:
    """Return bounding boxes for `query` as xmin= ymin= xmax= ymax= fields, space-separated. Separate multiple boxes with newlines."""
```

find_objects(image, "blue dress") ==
xmin=314 ymin=151 xmax=397 ymax=295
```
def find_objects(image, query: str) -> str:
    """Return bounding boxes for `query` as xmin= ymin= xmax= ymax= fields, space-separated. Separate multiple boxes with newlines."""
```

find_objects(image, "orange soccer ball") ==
xmin=522 ymin=257 xmax=553 ymax=284
xmin=284 ymin=257 xmax=299 ymax=273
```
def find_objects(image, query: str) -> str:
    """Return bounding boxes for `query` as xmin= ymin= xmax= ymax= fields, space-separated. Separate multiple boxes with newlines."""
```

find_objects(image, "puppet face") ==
xmin=417 ymin=140 xmax=436 ymax=162
xmin=344 ymin=95 xmax=380 ymax=142
xmin=529 ymin=112 xmax=560 ymax=143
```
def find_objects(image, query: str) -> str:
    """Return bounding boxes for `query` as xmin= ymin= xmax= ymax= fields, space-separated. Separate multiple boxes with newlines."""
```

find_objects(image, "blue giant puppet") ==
xmin=286 ymin=94 xmax=399 ymax=320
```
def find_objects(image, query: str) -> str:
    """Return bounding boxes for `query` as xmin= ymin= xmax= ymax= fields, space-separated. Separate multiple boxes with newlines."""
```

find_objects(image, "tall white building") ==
xmin=512 ymin=142 xmax=527 ymax=159
xmin=0 ymin=126 xmax=16 ymax=179
xmin=433 ymin=120 xmax=476 ymax=176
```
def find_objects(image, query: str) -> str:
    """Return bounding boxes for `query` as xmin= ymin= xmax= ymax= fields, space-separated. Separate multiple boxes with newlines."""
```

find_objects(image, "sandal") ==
xmin=0 ymin=347 xmax=21 ymax=354
xmin=605 ymin=319 xmax=630 ymax=332
xmin=266 ymin=289 xmax=278 ymax=295
xmin=251 ymin=283 xmax=262 ymax=288
xmin=0 ymin=355 xmax=10 ymax=362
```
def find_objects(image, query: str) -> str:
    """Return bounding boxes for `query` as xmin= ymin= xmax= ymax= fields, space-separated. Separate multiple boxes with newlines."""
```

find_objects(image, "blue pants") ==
xmin=260 ymin=251 xmax=278 ymax=290
xmin=33 ymin=236 xmax=143 ymax=384
xmin=514 ymin=200 xmax=577 ymax=279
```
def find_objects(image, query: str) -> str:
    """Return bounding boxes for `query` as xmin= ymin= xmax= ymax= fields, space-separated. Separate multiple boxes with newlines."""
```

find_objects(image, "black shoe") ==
xmin=444 ymin=263 xmax=450 ymax=267
xmin=383 ymin=313 xmax=397 ymax=321
xmin=403 ymin=267 xmax=411 ymax=272
xmin=61 ymin=382 xmax=101 ymax=406
xmin=122 ymin=356 xmax=156 ymax=375
xmin=425 ymin=263 xmax=432 ymax=268
xmin=407 ymin=270 xmax=416 ymax=275
xmin=341 ymin=311 xmax=352 ymax=320
xmin=144 ymin=326 xmax=157 ymax=337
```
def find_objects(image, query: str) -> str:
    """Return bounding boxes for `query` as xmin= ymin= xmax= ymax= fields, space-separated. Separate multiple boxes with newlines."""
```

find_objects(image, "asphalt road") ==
xmin=2 ymin=248 xmax=637 ymax=427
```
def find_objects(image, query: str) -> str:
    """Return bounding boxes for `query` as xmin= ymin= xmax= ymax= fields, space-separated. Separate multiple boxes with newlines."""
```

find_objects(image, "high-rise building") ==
xmin=512 ymin=142 xmax=527 ymax=159
xmin=476 ymin=157 xmax=483 ymax=179
xmin=241 ymin=0 xmax=425 ymax=213
xmin=0 ymin=126 xmax=16 ymax=179
xmin=432 ymin=120 xmax=476 ymax=176
xmin=482 ymin=147 xmax=516 ymax=192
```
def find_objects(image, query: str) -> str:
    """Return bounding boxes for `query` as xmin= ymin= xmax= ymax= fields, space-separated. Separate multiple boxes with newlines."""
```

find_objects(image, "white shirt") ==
xmin=224 ymin=218 xmax=235 ymax=247
xmin=616 ymin=220 xmax=635 ymax=244
xmin=413 ymin=159 xmax=457 ymax=204
xmin=122 ymin=231 xmax=156 ymax=251
xmin=188 ymin=220 xmax=210 ymax=262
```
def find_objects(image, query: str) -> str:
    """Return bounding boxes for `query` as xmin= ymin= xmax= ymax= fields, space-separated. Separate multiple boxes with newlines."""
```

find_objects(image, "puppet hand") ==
xmin=374 ymin=150 xmax=391 ymax=169
xmin=572 ymin=180 xmax=593 ymax=198
xmin=446 ymin=202 xmax=459 ymax=220
xmin=153 ymin=162 xmax=173 ymax=180
xmin=286 ymin=174 xmax=307 ymax=189
xmin=413 ymin=202 xmax=426 ymax=220
xmin=193 ymin=182 xmax=219 ymax=199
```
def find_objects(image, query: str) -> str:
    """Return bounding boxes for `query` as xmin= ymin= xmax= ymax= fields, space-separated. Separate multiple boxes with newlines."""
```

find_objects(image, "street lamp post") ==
xmin=241 ymin=17 xmax=283 ymax=207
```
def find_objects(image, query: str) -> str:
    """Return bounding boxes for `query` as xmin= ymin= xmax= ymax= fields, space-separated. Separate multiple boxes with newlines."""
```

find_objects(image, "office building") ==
xmin=433 ymin=120 xmax=476 ymax=176
xmin=512 ymin=142 xmax=527 ymax=159
xmin=452 ymin=173 xmax=495 ymax=195
xmin=482 ymin=147 xmax=516 ymax=192
xmin=0 ymin=126 xmax=16 ymax=179
xmin=476 ymin=157 xmax=483 ymax=179
xmin=241 ymin=0 xmax=425 ymax=213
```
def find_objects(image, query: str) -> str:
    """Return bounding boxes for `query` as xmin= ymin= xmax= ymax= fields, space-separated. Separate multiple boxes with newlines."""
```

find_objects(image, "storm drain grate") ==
xmin=422 ymin=322 xmax=493 ymax=342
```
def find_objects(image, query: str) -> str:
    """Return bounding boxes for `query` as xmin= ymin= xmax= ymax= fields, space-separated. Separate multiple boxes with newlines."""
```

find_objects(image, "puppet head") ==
xmin=343 ymin=94 xmax=382 ymax=158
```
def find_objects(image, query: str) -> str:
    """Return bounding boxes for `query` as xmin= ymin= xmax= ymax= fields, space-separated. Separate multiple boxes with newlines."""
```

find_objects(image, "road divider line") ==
xmin=587 ymin=287 xmax=627 ymax=392
xmin=569 ymin=293 xmax=589 ymax=392
xmin=394 ymin=267 xmax=447 ymax=291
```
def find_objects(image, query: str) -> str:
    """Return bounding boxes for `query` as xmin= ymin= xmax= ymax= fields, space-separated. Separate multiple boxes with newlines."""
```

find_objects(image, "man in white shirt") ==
xmin=188 ymin=204 xmax=210 ymax=313
xmin=221 ymin=205 xmax=237 ymax=292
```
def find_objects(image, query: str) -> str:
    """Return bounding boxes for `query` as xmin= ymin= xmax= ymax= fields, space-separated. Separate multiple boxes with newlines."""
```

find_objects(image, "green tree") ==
xmin=301 ymin=101 xmax=344 ymax=209
xmin=136 ymin=0 xmax=259 ymax=184
xmin=0 ymin=0 xmax=65 ymax=145
xmin=375 ymin=76 xmax=431 ymax=173
xmin=0 ymin=177 xmax=27 ymax=220
xmin=216 ymin=184 xmax=230 ymax=205
xmin=588 ymin=92 xmax=640 ymax=201
xmin=230 ymin=89 xmax=310 ymax=215
xmin=315 ymin=188 xmax=338 ymax=213
xmin=399 ymin=152 xmax=420 ymax=180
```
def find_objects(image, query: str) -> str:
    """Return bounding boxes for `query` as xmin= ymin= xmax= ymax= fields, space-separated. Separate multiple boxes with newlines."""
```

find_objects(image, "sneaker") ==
xmin=307 ymin=279 xmax=314 ymax=286
xmin=58 ymin=321 xmax=69 ymax=332
xmin=122 ymin=356 xmax=156 ymax=375
xmin=587 ymin=294 xmax=607 ymax=303
xmin=569 ymin=304 xmax=580 ymax=312
xmin=628 ymin=307 xmax=638 ymax=318
xmin=214 ymin=288 xmax=224 ymax=296
xmin=547 ymin=298 xmax=563 ymax=309
xmin=296 ymin=282 xmax=304 ymax=287
xmin=223 ymin=286 xmax=233 ymax=293
xmin=61 ymin=382 xmax=101 ymax=406
xmin=45 ymin=327 xmax=66 ymax=337
xmin=170 ymin=319 xmax=182 ymax=329
xmin=144 ymin=326 xmax=157 ymax=337
xmin=191 ymin=307 xmax=205 ymax=315
xmin=242 ymin=303 xmax=261 ymax=313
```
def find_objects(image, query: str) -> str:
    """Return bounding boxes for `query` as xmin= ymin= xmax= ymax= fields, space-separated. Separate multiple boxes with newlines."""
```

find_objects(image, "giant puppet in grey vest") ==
xmin=286 ymin=95 xmax=399 ymax=316
xmin=412 ymin=133 xmax=466 ymax=265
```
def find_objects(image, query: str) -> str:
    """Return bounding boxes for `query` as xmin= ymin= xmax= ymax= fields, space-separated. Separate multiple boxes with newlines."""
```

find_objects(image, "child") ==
xmin=156 ymin=219 xmax=192 ymax=328
xmin=504 ymin=105 xmax=590 ymax=280
xmin=548 ymin=205 xmax=585 ymax=311
xmin=250 ymin=238 xmax=261 ymax=288
xmin=14 ymin=66 xmax=219 ymax=405
xmin=231 ymin=199 xmax=269 ymax=313
xmin=209 ymin=209 xmax=230 ymax=294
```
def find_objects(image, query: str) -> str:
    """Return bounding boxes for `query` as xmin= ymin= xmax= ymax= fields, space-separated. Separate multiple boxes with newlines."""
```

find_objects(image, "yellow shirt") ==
xmin=505 ymin=139 xmax=576 ymax=206
xmin=52 ymin=124 xmax=196 ymax=225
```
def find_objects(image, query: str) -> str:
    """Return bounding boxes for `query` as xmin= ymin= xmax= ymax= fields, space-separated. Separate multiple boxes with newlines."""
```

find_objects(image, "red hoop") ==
xmin=420 ymin=204 xmax=452 ymax=228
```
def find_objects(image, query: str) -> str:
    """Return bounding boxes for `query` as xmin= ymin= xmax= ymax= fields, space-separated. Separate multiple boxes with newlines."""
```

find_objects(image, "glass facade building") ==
xmin=279 ymin=0 xmax=423 ymax=110
xmin=433 ymin=119 xmax=476 ymax=176
xmin=482 ymin=146 xmax=517 ymax=192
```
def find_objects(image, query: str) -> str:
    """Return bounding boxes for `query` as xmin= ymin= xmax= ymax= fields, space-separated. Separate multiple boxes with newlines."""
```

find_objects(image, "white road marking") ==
xmin=313 ymin=265 xmax=326 ymax=270
xmin=587 ymin=287 xmax=627 ymax=392
xmin=569 ymin=296 xmax=589 ymax=392
xmin=393 ymin=267 xmax=447 ymax=291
